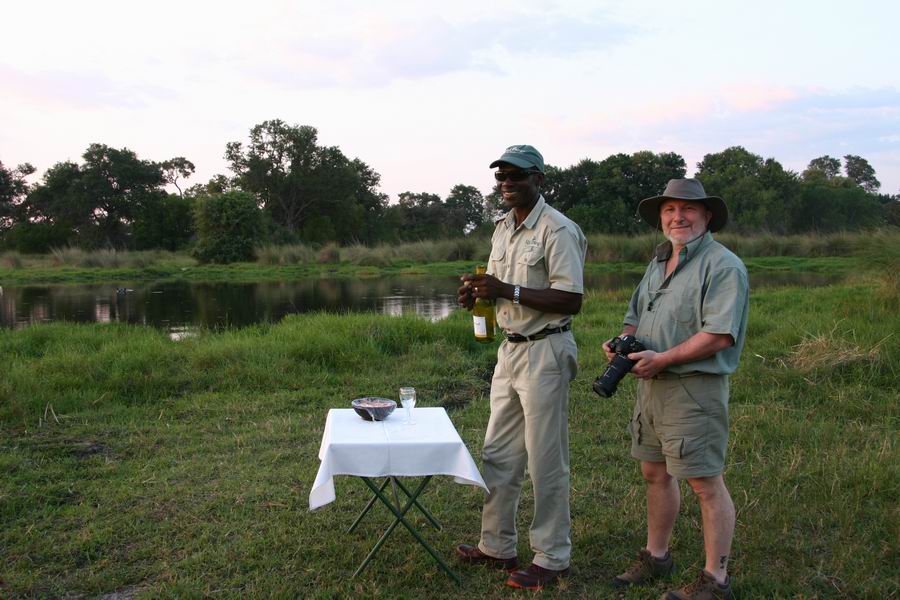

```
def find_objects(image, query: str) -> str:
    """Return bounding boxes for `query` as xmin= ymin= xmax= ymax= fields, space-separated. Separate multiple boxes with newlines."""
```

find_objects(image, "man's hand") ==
xmin=457 ymin=275 xmax=475 ymax=309
xmin=627 ymin=350 xmax=669 ymax=379
xmin=603 ymin=326 xmax=636 ymax=364
xmin=458 ymin=272 xmax=505 ymax=308
xmin=460 ymin=272 xmax=506 ymax=303
xmin=601 ymin=338 xmax=617 ymax=363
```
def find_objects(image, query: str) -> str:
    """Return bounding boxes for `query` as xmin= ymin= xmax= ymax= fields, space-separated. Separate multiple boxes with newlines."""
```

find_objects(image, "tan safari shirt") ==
xmin=624 ymin=232 xmax=749 ymax=375
xmin=488 ymin=195 xmax=587 ymax=337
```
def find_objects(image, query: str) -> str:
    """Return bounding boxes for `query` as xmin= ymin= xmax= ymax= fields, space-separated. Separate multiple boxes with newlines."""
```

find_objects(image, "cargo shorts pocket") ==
xmin=661 ymin=434 xmax=707 ymax=460
xmin=629 ymin=411 xmax=642 ymax=445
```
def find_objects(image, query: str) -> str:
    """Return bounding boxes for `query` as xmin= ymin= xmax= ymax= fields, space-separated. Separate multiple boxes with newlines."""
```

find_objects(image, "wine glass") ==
xmin=399 ymin=387 xmax=416 ymax=425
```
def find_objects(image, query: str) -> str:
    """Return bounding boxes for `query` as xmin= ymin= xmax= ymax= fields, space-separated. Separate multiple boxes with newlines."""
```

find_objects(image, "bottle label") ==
xmin=473 ymin=316 xmax=487 ymax=336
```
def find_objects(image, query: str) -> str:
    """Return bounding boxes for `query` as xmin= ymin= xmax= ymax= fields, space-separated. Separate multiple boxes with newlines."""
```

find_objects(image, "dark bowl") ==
xmin=351 ymin=397 xmax=397 ymax=421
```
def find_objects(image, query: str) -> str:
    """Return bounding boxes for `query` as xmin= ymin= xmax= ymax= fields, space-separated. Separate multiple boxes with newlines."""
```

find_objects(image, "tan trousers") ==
xmin=477 ymin=331 xmax=578 ymax=570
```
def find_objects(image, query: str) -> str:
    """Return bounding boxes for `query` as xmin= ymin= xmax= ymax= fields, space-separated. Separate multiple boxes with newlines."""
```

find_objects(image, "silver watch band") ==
xmin=513 ymin=284 xmax=521 ymax=304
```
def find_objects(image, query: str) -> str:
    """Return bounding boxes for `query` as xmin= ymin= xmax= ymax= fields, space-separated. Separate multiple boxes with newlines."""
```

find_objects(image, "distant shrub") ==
xmin=0 ymin=251 xmax=23 ymax=269
xmin=5 ymin=221 xmax=71 ymax=254
xmin=316 ymin=243 xmax=341 ymax=264
xmin=193 ymin=191 xmax=263 ymax=264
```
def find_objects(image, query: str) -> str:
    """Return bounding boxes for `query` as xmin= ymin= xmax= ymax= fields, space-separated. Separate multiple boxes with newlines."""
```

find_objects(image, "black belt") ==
xmin=652 ymin=371 xmax=709 ymax=380
xmin=506 ymin=323 xmax=571 ymax=343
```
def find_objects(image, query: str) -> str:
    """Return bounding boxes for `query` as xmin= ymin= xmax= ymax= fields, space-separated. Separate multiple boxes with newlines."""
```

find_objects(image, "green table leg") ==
xmin=392 ymin=477 xmax=442 ymax=531
xmin=349 ymin=476 xmax=442 ymax=532
xmin=348 ymin=478 xmax=391 ymax=533
xmin=352 ymin=476 xmax=461 ymax=584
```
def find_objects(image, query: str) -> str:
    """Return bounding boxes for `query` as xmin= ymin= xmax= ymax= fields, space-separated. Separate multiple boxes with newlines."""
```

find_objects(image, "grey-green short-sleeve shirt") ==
xmin=488 ymin=196 xmax=587 ymax=337
xmin=624 ymin=232 xmax=749 ymax=375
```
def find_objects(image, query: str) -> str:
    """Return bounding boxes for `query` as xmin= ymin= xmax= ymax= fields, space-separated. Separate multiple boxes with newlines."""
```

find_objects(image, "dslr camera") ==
xmin=592 ymin=335 xmax=646 ymax=398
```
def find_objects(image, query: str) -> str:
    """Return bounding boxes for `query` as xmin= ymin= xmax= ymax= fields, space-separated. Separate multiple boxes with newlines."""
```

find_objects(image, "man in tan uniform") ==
xmin=606 ymin=179 xmax=748 ymax=600
xmin=455 ymin=145 xmax=587 ymax=591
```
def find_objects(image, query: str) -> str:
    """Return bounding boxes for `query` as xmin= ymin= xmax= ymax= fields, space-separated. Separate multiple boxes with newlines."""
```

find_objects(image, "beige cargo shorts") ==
xmin=629 ymin=373 xmax=729 ymax=478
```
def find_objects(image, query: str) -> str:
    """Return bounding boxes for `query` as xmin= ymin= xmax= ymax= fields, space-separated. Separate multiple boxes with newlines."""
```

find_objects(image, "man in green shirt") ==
xmin=605 ymin=179 xmax=749 ymax=600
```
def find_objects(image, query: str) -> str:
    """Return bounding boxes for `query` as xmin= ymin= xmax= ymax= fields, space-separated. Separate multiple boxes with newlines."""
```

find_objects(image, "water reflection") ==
xmin=0 ymin=271 xmax=840 ymax=332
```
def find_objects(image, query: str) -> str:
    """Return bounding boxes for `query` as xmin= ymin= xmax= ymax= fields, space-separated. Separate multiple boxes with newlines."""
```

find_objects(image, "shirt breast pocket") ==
xmin=490 ymin=247 xmax=507 ymax=278
xmin=517 ymin=249 xmax=548 ymax=288
xmin=675 ymin=286 xmax=699 ymax=324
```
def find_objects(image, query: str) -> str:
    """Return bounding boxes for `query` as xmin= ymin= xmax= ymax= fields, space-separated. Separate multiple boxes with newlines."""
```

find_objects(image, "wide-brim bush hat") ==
xmin=489 ymin=145 xmax=545 ymax=173
xmin=637 ymin=178 xmax=728 ymax=232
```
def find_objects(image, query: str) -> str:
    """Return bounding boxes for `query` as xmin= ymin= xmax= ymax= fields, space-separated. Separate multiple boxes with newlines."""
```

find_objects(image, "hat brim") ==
xmin=637 ymin=195 xmax=728 ymax=233
xmin=489 ymin=157 xmax=542 ymax=172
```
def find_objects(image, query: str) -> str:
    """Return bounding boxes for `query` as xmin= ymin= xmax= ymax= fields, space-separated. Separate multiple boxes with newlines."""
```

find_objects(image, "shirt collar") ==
xmin=654 ymin=231 xmax=713 ymax=262
xmin=502 ymin=195 xmax=546 ymax=230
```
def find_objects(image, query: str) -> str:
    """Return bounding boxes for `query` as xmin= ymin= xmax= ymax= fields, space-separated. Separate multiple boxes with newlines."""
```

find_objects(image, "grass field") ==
xmin=1 ymin=254 xmax=898 ymax=598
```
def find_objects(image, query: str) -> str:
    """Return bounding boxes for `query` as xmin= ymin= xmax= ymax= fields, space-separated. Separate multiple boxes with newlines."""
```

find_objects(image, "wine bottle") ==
xmin=472 ymin=265 xmax=496 ymax=343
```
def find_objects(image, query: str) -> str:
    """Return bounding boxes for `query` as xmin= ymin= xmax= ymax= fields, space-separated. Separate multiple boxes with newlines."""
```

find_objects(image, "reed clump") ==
xmin=341 ymin=243 xmax=392 ymax=267
xmin=316 ymin=243 xmax=341 ymax=264
xmin=255 ymin=243 xmax=316 ymax=265
xmin=44 ymin=247 xmax=190 ymax=269
xmin=0 ymin=251 xmax=23 ymax=269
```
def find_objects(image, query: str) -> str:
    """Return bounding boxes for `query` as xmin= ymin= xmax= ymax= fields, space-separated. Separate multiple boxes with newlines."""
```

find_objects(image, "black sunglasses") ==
xmin=494 ymin=169 xmax=540 ymax=182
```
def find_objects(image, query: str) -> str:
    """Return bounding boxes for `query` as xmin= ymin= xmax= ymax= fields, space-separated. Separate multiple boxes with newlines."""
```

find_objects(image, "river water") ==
xmin=0 ymin=271 xmax=838 ymax=334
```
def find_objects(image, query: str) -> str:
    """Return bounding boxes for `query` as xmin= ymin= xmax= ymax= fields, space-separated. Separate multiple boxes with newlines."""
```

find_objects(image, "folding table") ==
xmin=309 ymin=407 xmax=487 ymax=583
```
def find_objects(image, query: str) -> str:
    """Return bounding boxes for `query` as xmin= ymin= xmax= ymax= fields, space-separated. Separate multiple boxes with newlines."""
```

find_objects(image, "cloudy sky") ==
xmin=2 ymin=0 xmax=899 ymax=200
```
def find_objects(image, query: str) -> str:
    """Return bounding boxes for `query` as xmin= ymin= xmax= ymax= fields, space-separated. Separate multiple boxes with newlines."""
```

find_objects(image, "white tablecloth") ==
xmin=309 ymin=407 xmax=487 ymax=510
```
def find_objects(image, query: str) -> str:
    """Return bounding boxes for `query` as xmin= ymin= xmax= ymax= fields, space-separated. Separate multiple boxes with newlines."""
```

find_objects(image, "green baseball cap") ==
xmin=489 ymin=145 xmax=545 ymax=173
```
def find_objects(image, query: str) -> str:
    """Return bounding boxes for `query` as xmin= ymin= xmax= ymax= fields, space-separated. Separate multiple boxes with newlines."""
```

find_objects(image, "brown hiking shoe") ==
xmin=455 ymin=544 xmax=518 ymax=570
xmin=612 ymin=549 xmax=674 ymax=588
xmin=506 ymin=563 xmax=570 ymax=590
xmin=663 ymin=570 xmax=732 ymax=600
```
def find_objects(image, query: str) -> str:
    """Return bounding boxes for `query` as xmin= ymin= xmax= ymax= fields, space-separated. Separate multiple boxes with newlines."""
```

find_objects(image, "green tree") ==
xmin=445 ymin=184 xmax=486 ymax=233
xmin=186 ymin=174 xmax=234 ymax=198
xmin=160 ymin=157 xmax=196 ymax=197
xmin=696 ymin=146 xmax=800 ymax=233
xmin=884 ymin=197 xmax=900 ymax=227
xmin=544 ymin=151 xmax=686 ymax=233
xmin=843 ymin=155 xmax=880 ymax=193
xmin=132 ymin=193 xmax=195 ymax=250
xmin=193 ymin=191 xmax=263 ymax=263
xmin=803 ymin=155 xmax=842 ymax=180
xmin=395 ymin=192 xmax=451 ymax=240
xmin=0 ymin=161 xmax=34 ymax=241
xmin=225 ymin=119 xmax=386 ymax=243
xmin=542 ymin=159 xmax=602 ymax=213
xmin=793 ymin=180 xmax=883 ymax=232
xmin=23 ymin=144 xmax=170 ymax=248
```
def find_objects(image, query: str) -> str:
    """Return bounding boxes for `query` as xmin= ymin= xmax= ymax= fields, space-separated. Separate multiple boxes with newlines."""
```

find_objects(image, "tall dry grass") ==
xmin=35 ymin=247 xmax=195 ymax=269
xmin=0 ymin=251 xmax=23 ymax=269
xmin=254 ymin=244 xmax=316 ymax=265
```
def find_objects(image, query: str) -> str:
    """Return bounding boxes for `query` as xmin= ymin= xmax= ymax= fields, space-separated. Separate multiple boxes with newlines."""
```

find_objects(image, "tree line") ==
xmin=1 ymin=119 xmax=897 ymax=262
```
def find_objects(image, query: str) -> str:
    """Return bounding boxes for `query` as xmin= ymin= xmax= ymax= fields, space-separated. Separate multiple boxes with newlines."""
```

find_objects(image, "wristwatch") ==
xmin=513 ymin=284 xmax=521 ymax=305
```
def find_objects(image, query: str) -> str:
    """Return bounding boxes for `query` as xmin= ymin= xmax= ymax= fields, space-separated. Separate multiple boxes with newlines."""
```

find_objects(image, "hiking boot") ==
xmin=663 ymin=570 xmax=732 ymax=600
xmin=506 ymin=563 xmax=570 ymax=590
xmin=455 ymin=544 xmax=518 ymax=570
xmin=612 ymin=549 xmax=674 ymax=588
